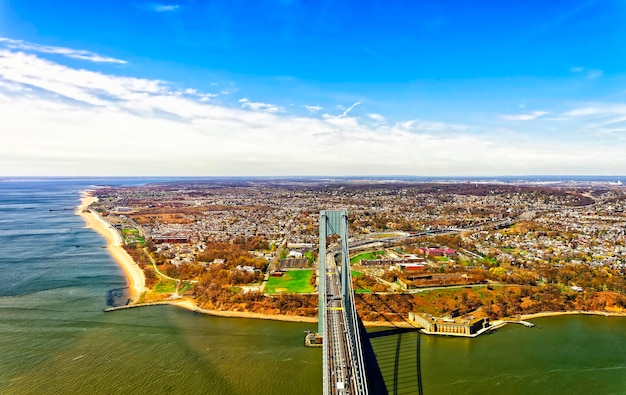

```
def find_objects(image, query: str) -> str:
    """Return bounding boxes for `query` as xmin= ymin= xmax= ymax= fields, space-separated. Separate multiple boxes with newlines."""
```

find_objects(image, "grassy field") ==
xmin=350 ymin=250 xmax=385 ymax=263
xmin=279 ymin=248 xmax=288 ymax=260
xmin=265 ymin=269 xmax=315 ymax=294
xmin=121 ymin=228 xmax=145 ymax=245
xmin=153 ymin=280 xmax=177 ymax=293
xmin=480 ymin=257 xmax=499 ymax=266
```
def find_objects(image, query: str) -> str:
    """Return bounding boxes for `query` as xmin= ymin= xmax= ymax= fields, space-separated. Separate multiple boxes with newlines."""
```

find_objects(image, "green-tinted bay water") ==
xmin=369 ymin=315 xmax=626 ymax=394
xmin=0 ymin=298 xmax=322 ymax=394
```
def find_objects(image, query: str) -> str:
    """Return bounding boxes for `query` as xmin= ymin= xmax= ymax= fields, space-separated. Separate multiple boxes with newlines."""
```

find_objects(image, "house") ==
xmin=288 ymin=250 xmax=304 ymax=258
xmin=396 ymin=263 xmax=426 ymax=271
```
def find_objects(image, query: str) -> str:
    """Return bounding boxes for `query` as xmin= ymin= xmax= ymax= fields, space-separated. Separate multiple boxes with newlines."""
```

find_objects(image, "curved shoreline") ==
xmin=170 ymin=299 xmax=319 ymax=323
xmin=520 ymin=310 xmax=626 ymax=320
xmin=128 ymin=299 xmax=626 ymax=329
xmin=76 ymin=191 xmax=146 ymax=303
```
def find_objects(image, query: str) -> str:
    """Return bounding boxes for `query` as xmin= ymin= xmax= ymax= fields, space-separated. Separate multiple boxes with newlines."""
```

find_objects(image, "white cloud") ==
xmin=502 ymin=111 xmax=549 ymax=121
xmin=0 ymin=50 xmax=163 ymax=106
xmin=304 ymin=105 xmax=323 ymax=112
xmin=153 ymin=4 xmax=180 ymax=12
xmin=367 ymin=113 xmax=385 ymax=122
xmin=324 ymin=101 xmax=361 ymax=119
xmin=238 ymin=97 xmax=283 ymax=113
xmin=563 ymin=104 xmax=626 ymax=117
xmin=0 ymin=37 xmax=126 ymax=64
xmin=1 ymin=45 xmax=626 ymax=176
xmin=570 ymin=66 xmax=603 ymax=80
xmin=408 ymin=120 xmax=467 ymax=133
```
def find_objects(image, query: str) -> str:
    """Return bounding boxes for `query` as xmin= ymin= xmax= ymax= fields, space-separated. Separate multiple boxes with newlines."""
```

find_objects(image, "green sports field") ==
xmin=265 ymin=269 xmax=315 ymax=293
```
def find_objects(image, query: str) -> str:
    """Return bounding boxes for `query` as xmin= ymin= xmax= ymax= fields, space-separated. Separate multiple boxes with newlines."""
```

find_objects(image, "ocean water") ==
xmin=0 ymin=179 xmax=322 ymax=394
xmin=1 ymin=178 xmax=625 ymax=395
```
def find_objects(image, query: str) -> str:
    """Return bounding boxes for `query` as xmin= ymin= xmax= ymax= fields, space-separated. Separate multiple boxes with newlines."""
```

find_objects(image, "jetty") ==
xmin=103 ymin=302 xmax=171 ymax=312
xmin=503 ymin=320 xmax=535 ymax=327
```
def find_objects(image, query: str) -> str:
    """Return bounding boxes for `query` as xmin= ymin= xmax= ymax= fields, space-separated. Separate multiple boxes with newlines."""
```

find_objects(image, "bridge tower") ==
xmin=317 ymin=210 xmax=350 ymax=335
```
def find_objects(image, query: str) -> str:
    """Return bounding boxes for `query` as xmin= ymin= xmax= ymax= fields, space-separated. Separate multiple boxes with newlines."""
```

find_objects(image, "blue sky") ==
xmin=1 ymin=0 xmax=626 ymax=176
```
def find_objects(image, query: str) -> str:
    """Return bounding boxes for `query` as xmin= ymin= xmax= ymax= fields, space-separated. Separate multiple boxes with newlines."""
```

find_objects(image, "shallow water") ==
xmin=0 ymin=179 xmax=322 ymax=394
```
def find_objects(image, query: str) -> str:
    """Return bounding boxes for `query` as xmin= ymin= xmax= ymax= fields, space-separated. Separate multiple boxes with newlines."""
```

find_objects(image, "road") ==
xmin=325 ymin=253 xmax=353 ymax=394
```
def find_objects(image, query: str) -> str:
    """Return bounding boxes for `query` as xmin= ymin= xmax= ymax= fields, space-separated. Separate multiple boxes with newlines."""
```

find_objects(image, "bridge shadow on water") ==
xmin=358 ymin=296 xmax=424 ymax=395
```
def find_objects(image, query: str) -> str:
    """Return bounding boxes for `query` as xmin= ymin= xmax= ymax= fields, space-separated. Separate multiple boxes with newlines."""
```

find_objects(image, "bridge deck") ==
xmin=319 ymin=211 xmax=368 ymax=395
xmin=324 ymin=254 xmax=368 ymax=395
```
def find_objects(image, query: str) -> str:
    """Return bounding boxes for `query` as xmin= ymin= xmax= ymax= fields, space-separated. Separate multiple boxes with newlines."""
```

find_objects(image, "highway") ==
xmin=323 ymin=253 xmax=368 ymax=395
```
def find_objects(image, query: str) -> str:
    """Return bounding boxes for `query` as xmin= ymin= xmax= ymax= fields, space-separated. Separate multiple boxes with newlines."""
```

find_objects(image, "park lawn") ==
xmin=122 ymin=229 xmax=145 ymax=245
xmin=179 ymin=281 xmax=194 ymax=292
xmin=265 ymin=269 xmax=315 ymax=294
xmin=153 ymin=280 xmax=177 ymax=294
xmin=351 ymin=270 xmax=362 ymax=278
xmin=480 ymin=257 xmax=499 ymax=266
xmin=350 ymin=250 xmax=385 ymax=264
xmin=125 ymin=236 xmax=145 ymax=245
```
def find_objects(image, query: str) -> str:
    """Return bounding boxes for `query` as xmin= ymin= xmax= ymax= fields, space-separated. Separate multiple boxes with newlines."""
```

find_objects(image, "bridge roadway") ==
xmin=323 ymin=253 xmax=368 ymax=395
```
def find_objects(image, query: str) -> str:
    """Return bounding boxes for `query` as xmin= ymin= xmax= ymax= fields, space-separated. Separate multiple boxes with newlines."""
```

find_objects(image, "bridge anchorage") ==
xmin=305 ymin=211 xmax=369 ymax=395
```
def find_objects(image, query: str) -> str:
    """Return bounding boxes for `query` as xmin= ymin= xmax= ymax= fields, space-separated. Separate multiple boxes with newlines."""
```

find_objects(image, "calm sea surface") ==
xmin=0 ymin=179 xmax=625 ymax=394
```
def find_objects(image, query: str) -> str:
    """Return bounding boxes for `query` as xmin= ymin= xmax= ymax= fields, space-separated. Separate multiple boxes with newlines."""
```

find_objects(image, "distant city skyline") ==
xmin=1 ymin=0 xmax=625 ymax=176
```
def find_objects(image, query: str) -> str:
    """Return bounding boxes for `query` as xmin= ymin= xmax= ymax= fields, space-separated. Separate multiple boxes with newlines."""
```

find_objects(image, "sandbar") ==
xmin=76 ymin=191 xmax=146 ymax=303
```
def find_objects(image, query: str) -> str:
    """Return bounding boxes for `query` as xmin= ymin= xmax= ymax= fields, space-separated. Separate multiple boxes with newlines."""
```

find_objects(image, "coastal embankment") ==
xmin=170 ymin=299 xmax=318 ymax=323
xmin=76 ymin=192 xmax=146 ymax=303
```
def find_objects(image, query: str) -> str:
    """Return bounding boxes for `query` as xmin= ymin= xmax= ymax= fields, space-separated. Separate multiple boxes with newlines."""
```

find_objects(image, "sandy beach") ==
xmin=520 ymin=310 xmax=626 ymax=320
xmin=76 ymin=191 xmax=146 ymax=303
